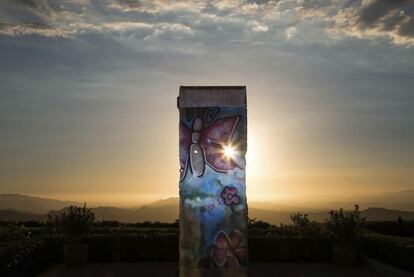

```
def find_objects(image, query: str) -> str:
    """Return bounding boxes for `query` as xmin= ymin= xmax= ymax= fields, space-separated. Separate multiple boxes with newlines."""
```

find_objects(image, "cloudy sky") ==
xmin=1 ymin=0 xmax=413 ymax=206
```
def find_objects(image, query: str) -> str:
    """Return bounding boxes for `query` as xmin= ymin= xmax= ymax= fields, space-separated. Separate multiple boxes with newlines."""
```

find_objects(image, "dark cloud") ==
xmin=298 ymin=0 xmax=414 ymax=45
xmin=1 ymin=0 xmax=414 ymax=46
xmin=13 ymin=0 xmax=40 ymax=9
xmin=301 ymin=0 xmax=334 ymax=9
xmin=400 ymin=16 xmax=414 ymax=36
xmin=357 ymin=0 xmax=409 ymax=28
xmin=358 ymin=0 xmax=414 ymax=31
xmin=246 ymin=0 xmax=273 ymax=4
xmin=115 ymin=0 xmax=142 ymax=8
xmin=353 ymin=0 xmax=414 ymax=43
xmin=0 ymin=0 xmax=66 ymax=36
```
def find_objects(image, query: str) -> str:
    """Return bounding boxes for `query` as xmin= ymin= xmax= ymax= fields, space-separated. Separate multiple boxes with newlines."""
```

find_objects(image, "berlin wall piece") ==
xmin=178 ymin=86 xmax=248 ymax=277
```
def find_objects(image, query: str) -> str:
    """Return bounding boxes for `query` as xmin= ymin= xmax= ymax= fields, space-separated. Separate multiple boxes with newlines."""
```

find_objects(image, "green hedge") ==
xmin=87 ymin=234 xmax=332 ymax=263
xmin=87 ymin=234 xmax=178 ymax=262
xmin=248 ymin=236 xmax=332 ymax=262
xmin=0 ymin=237 xmax=62 ymax=277
xmin=2 ymin=232 xmax=413 ymax=275
xmin=365 ymin=221 xmax=414 ymax=237
xmin=362 ymin=233 xmax=414 ymax=272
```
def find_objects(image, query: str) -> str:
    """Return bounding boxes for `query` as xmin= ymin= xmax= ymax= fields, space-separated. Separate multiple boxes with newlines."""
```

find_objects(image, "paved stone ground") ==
xmin=38 ymin=262 xmax=383 ymax=277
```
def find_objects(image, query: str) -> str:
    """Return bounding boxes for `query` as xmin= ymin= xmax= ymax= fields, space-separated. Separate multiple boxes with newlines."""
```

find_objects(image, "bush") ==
xmin=48 ymin=204 xmax=95 ymax=243
xmin=362 ymin=233 xmax=414 ymax=272
xmin=248 ymin=218 xmax=271 ymax=229
xmin=290 ymin=213 xmax=323 ymax=238
xmin=324 ymin=205 xmax=365 ymax=244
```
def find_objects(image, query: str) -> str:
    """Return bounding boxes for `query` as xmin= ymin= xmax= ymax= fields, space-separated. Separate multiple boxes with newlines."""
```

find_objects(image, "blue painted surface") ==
xmin=179 ymin=107 xmax=248 ymax=269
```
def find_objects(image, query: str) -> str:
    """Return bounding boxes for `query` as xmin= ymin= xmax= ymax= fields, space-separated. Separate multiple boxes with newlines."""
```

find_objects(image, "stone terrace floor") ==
xmin=38 ymin=262 xmax=384 ymax=277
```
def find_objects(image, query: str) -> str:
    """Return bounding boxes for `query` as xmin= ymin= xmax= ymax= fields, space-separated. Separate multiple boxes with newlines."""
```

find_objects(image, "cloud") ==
xmin=286 ymin=26 xmax=296 ymax=39
xmin=251 ymin=21 xmax=269 ymax=32
xmin=1 ymin=2 xmax=414 ymax=204
xmin=300 ymin=0 xmax=414 ymax=45
xmin=351 ymin=0 xmax=414 ymax=45
xmin=0 ymin=22 xmax=64 ymax=37
xmin=0 ymin=0 xmax=414 ymax=47
xmin=107 ymin=0 xmax=206 ymax=14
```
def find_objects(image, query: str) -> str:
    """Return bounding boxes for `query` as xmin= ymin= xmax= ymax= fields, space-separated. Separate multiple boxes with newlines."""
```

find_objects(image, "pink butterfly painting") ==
xmin=179 ymin=116 xmax=242 ymax=180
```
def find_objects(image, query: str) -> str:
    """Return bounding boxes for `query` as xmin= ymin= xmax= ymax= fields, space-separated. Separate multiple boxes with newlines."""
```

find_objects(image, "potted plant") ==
xmin=324 ymin=205 xmax=365 ymax=267
xmin=49 ymin=204 xmax=95 ymax=268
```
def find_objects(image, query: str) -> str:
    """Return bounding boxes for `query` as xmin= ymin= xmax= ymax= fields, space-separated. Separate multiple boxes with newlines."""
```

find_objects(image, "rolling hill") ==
xmin=1 ymin=193 xmax=414 ymax=224
xmin=0 ymin=210 xmax=46 ymax=221
xmin=0 ymin=194 xmax=80 ymax=214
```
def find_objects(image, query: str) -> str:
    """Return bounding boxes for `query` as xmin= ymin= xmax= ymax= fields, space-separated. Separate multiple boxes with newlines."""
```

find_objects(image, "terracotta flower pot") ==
xmin=332 ymin=242 xmax=359 ymax=267
xmin=63 ymin=243 xmax=89 ymax=268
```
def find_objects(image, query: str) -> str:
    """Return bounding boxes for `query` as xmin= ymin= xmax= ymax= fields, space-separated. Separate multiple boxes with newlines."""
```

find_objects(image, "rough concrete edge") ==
xmin=364 ymin=257 xmax=414 ymax=277
xmin=177 ymin=86 xmax=246 ymax=108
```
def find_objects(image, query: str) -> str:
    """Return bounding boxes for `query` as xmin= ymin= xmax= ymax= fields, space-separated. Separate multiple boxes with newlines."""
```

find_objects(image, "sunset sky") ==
xmin=1 ymin=0 xmax=413 ymax=206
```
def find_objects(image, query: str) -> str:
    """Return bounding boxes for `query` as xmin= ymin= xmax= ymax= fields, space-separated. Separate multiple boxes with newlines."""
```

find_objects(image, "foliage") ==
xmin=86 ymin=234 xmax=332 ymax=263
xmin=0 ymin=224 xmax=29 ymax=243
xmin=248 ymin=218 xmax=271 ymax=229
xmin=249 ymin=236 xmax=332 ymax=262
xmin=362 ymin=232 xmax=414 ymax=273
xmin=48 ymin=204 xmax=95 ymax=243
xmin=1 ymin=216 xmax=413 ymax=274
xmin=324 ymin=205 xmax=366 ymax=244
xmin=290 ymin=213 xmax=323 ymax=238
xmin=0 ymin=236 xmax=62 ymax=277
xmin=126 ymin=220 xmax=179 ymax=228
xmin=83 ymin=233 xmax=179 ymax=262
xmin=290 ymin=213 xmax=311 ymax=228
xmin=365 ymin=219 xmax=414 ymax=237
xmin=248 ymin=216 xmax=324 ymax=238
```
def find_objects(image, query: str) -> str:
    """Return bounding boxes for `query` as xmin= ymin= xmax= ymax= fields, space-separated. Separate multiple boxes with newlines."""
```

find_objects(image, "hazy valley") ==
xmin=1 ymin=192 xmax=414 ymax=224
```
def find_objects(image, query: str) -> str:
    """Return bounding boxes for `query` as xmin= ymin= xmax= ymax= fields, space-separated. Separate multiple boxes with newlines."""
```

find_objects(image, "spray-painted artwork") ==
xmin=179 ymin=106 xmax=248 ymax=272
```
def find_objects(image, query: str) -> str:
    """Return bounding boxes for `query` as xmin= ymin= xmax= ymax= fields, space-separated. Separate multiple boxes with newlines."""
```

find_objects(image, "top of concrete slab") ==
xmin=178 ymin=86 xmax=246 ymax=108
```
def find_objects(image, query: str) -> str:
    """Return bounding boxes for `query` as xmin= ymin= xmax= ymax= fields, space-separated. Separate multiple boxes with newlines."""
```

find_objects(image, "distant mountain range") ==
xmin=0 ymin=194 xmax=80 ymax=214
xmin=0 ymin=210 xmax=45 ymax=221
xmin=318 ymin=190 xmax=414 ymax=212
xmin=1 ymin=193 xmax=414 ymax=224
xmin=361 ymin=190 xmax=414 ymax=211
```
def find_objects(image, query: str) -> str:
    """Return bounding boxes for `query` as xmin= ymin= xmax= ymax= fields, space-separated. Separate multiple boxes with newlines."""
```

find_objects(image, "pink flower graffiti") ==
xmin=211 ymin=230 xmax=248 ymax=268
xmin=220 ymin=186 xmax=240 ymax=206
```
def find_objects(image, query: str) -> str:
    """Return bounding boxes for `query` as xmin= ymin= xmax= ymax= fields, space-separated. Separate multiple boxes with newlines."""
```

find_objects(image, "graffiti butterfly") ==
xmin=179 ymin=116 xmax=241 ymax=180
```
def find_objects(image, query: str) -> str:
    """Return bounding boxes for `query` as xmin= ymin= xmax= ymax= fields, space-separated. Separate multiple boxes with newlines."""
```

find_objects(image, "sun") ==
xmin=223 ymin=144 xmax=236 ymax=159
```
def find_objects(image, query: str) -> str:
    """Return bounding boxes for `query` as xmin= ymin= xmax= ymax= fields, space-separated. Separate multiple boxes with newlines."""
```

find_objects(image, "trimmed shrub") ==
xmin=248 ymin=236 xmax=332 ymax=263
xmin=87 ymin=234 xmax=120 ymax=262
xmin=86 ymin=234 xmax=332 ymax=263
xmin=86 ymin=234 xmax=179 ymax=262
xmin=362 ymin=233 xmax=414 ymax=272
xmin=1 ymin=221 xmax=413 ymax=275
xmin=119 ymin=234 xmax=178 ymax=262
xmin=365 ymin=220 xmax=414 ymax=237
xmin=0 ymin=237 xmax=62 ymax=277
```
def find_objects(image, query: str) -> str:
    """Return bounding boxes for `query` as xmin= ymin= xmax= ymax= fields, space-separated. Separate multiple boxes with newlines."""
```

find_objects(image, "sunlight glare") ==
xmin=223 ymin=144 xmax=236 ymax=159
